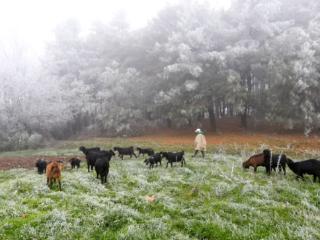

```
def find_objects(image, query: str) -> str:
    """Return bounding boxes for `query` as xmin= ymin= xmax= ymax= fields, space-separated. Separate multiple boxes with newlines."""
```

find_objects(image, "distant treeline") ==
xmin=1 ymin=0 xmax=320 ymax=150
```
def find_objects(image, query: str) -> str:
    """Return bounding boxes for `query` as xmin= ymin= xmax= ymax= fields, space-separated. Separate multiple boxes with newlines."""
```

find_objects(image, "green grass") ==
xmin=0 ymin=140 xmax=320 ymax=239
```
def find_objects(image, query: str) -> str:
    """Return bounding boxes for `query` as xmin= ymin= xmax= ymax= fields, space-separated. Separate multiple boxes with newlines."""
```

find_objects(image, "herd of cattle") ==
xmin=35 ymin=146 xmax=320 ymax=190
xmin=35 ymin=146 xmax=186 ymax=189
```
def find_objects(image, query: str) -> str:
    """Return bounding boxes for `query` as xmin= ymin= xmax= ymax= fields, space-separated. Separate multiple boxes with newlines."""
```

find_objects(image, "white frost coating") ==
xmin=184 ymin=80 xmax=199 ymax=91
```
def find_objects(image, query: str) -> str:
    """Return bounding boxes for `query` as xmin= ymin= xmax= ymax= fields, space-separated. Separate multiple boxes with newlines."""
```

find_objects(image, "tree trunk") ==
xmin=240 ymin=109 xmax=248 ymax=129
xmin=229 ymin=104 xmax=234 ymax=117
xmin=207 ymin=99 xmax=217 ymax=132
xmin=166 ymin=118 xmax=172 ymax=128
xmin=240 ymin=68 xmax=253 ymax=129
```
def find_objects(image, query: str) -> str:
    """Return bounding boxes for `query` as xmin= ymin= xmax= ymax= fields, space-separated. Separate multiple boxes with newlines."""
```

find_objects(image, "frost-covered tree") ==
xmin=2 ymin=0 xmax=320 ymax=150
xmin=0 ymin=39 xmax=70 ymax=149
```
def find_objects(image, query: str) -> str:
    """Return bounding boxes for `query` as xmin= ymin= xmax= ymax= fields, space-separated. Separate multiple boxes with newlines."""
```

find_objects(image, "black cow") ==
xmin=287 ymin=158 xmax=320 ymax=182
xmin=79 ymin=146 xmax=101 ymax=172
xmin=263 ymin=149 xmax=287 ymax=175
xmin=69 ymin=158 xmax=81 ymax=169
xmin=113 ymin=146 xmax=137 ymax=160
xmin=36 ymin=159 xmax=47 ymax=174
xmin=79 ymin=146 xmax=100 ymax=155
xmin=161 ymin=151 xmax=186 ymax=168
xmin=144 ymin=153 xmax=162 ymax=168
xmin=95 ymin=150 xmax=115 ymax=184
xmin=137 ymin=147 xmax=155 ymax=157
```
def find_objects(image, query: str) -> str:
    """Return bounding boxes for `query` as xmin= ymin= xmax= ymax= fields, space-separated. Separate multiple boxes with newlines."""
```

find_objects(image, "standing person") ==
xmin=192 ymin=128 xmax=207 ymax=158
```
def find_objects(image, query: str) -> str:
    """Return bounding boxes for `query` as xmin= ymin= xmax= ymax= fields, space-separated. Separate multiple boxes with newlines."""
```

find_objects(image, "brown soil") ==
xmin=1 ymin=130 xmax=320 ymax=170
xmin=0 ymin=156 xmax=82 ymax=171
xmin=130 ymin=131 xmax=320 ymax=155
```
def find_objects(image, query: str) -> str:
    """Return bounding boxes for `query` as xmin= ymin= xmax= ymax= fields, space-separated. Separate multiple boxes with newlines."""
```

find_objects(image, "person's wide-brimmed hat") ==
xmin=195 ymin=128 xmax=202 ymax=133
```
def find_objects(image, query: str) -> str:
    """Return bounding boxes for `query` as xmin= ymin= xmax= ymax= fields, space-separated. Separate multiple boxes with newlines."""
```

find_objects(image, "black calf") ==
xmin=69 ymin=158 xmax=81 ymax=169
xmin=113 ymin=146 xmax=137 ymax=160
xmin=137 ymin=147 xmax=155 ymax=157
xmin=144 ymin=153 xmax=162 ymax=168
xmin=161 ymin=151 xmax=186 ymax=168
xmin=36 ymin=159 xmax=47 ymax=174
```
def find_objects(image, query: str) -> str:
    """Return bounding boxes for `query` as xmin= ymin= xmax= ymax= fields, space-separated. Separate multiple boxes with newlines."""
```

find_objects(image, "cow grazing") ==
xmin=46 ymin=160 xmax=62 ymax=191
xmin=287 ymin=158 xmax=320 ymax=182
xmin=144 ymin=153 xmax=162 ymax=168
xmin=79 ymin=146 xmax=102 ymax=172
xmin=69 ymin=158 xmax=81 ymax=169
xmin=137 ymin=147 xmax=155 ymax=157
xmin=95 ymin=150 xmax=115 ymax=184
xmin=161 ymin=151 xmax=186 ymax=168
xmin=242 ymin=153 xmax=266 ymax=172
xmin=113 ymin=146 xmax=137 ymax=160
xmin=243 ymin=149 xmax=286 ymax=175
xmin=36 ymin=159 xmax=47 ymax=174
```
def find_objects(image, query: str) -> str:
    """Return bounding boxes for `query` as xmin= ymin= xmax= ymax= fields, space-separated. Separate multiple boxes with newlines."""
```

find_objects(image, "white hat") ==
xmin=195 ymin=128 xmax=201 ymax=133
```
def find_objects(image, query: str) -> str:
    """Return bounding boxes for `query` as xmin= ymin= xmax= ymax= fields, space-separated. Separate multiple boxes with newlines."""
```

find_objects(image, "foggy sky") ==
xmin=0 ymin=0 xmax=231 ymax=56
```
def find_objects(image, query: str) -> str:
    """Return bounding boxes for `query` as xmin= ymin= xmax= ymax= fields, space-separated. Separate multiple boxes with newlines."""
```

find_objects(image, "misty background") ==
xmin=0 ymin=0 xmax=320 ymax=150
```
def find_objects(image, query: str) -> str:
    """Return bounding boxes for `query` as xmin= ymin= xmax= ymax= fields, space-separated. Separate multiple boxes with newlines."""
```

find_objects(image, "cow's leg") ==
xmin=266 ymin=166 xmax=271 ymax=175
xmin=106 ymin=168 xmax=109 ymax=183
xmin=299 ymin=173 xmax=305 ymax=181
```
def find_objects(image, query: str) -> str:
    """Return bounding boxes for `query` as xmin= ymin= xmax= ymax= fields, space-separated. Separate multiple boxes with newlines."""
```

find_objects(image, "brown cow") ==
xmin=46 ymin=160 xmax=63 ymax=190
xmin=242 ymin=152 xmax=267 ymax=173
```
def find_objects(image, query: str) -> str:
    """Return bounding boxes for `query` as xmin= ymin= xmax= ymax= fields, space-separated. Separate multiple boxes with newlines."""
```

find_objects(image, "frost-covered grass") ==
xmin=1 ymin=151 xmax=320 ymax=239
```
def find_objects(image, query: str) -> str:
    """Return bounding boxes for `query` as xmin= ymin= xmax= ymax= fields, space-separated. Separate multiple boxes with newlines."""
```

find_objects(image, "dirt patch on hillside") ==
xmin=0 ymin=156 xmax=83 ymax=171
xmin=1 ymin=132 xmax=320 ymax=170
xmin=130 ymin=132 xmax=320 ymax=155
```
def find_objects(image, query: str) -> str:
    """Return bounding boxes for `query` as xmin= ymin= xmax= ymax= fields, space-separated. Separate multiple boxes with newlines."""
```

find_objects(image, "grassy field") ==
xmin=0 ymin=137 xmax=320 ymax=239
